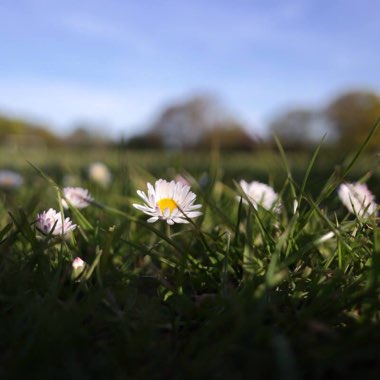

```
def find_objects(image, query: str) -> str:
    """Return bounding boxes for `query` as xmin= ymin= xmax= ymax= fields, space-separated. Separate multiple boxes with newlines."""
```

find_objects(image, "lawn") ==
xmin=1 ymin=142 xmax=380 ymax=379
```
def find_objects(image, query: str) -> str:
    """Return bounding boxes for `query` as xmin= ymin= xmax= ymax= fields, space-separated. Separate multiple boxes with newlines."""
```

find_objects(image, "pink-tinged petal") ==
xmin=72 ymin=257 xmax=86 ymax=270
xmin=147 ymin=182 xmax=155 ymax=199
xmin=62 ymin=187 xmax=93 ymax=209
xmin=36 ymin=208 xmax=76 ymax=236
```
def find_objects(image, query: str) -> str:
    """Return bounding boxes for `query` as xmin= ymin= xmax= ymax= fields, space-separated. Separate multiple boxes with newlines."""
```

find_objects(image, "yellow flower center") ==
xmin=157 ymin=198 xmax=178 ymax=214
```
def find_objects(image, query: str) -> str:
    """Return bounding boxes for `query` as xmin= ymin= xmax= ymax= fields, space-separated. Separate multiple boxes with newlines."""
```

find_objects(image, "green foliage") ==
xmin=1 ymin=135 xmax=380 ymax=378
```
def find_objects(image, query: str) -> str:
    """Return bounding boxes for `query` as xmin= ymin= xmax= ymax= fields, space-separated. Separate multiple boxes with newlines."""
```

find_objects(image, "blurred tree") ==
xmin=0 ymin=114 xmax=58 ymax=146
xmin=269 ymin=109 xmax=320 ymax=149
xmin=326 ymin=91 xmax=380 ymax=148
xmin=198 ymin=122 xmax=257 ymax=151
xmin=64 ymin=126 xmax=111 ymax=148
xmin=150 ymin=95 xmax=239 ymax=149
xmin=124 ymin=132 xmax=164 ymax=149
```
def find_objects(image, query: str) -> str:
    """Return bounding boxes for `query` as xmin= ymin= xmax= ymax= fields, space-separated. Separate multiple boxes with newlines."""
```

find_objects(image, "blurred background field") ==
xmin=3 ymin=148 xmax=380 ymax=228
xmin=2 ymin=139 xmax=380 ymax=198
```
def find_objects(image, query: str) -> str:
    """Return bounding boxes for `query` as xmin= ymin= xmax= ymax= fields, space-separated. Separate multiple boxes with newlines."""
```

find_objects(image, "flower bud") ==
xmin=71 ymin=257 xmax=87 ymax=281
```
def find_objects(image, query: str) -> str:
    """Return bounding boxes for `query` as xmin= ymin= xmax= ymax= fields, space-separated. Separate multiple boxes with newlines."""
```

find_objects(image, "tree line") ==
xmin=2 ymin=89 xmax=380 ymax=150
xmin=124 ymin=90 xmax=380 ymax=150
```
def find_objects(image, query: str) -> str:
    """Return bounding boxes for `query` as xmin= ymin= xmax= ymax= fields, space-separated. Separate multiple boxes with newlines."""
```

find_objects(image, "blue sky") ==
xmin=0 ymin=0 xmax=379 ymax=138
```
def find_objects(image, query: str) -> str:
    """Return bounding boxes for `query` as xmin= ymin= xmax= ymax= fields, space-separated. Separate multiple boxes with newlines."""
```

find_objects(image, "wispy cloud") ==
xmin=58 ymin=11 xmax=156 ymax=56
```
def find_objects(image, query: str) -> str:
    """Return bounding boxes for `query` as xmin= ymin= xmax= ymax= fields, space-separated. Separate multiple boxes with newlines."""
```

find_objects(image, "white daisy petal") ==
xmin=137 ymin=190 xmax=150 ymax=204
xmin=173 ymin=218 xmax=189 ymax=224
xmin=338 ymin=182 xmax=377 ymax=218
xmin=132 ymin=203 xmax=150 ymax=211
xmin=147 ymin=182 xmax=155 ymax=199
xmin=238 ymin=180 xmax=281 ymax=213
xmin=132 ymin=204 xmax=157 ymax=215
xmin=188 ymin=204 xmax=202 ymax=210
xmin=183 ymin=193 xmax=196 ymax=207
xmin=186 ymin=211 xmax=203 ymax=218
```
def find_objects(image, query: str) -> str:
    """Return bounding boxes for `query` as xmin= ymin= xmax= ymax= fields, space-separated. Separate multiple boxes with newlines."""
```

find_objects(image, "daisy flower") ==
xmin=88 ymin=162 xmax=112 ymax=187
xmin=338 ymin=182 xmax=377 ymax=218
xmin=238 ymin=180 xmax=281 ymax=213
xmin=0 ymin=170 xmax=23 ymax=190
xmin=62 ymin=187 xmax=93 ymax=209
xmin=36 ymin=208 xmax=76 ymax=236
xmin=133 ymin=179 xmax=202 ymax=225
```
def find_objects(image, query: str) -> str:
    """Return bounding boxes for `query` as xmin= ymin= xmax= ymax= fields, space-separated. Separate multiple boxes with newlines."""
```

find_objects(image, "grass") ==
xmin=1 ymin=139 xmax=380 ymax=379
